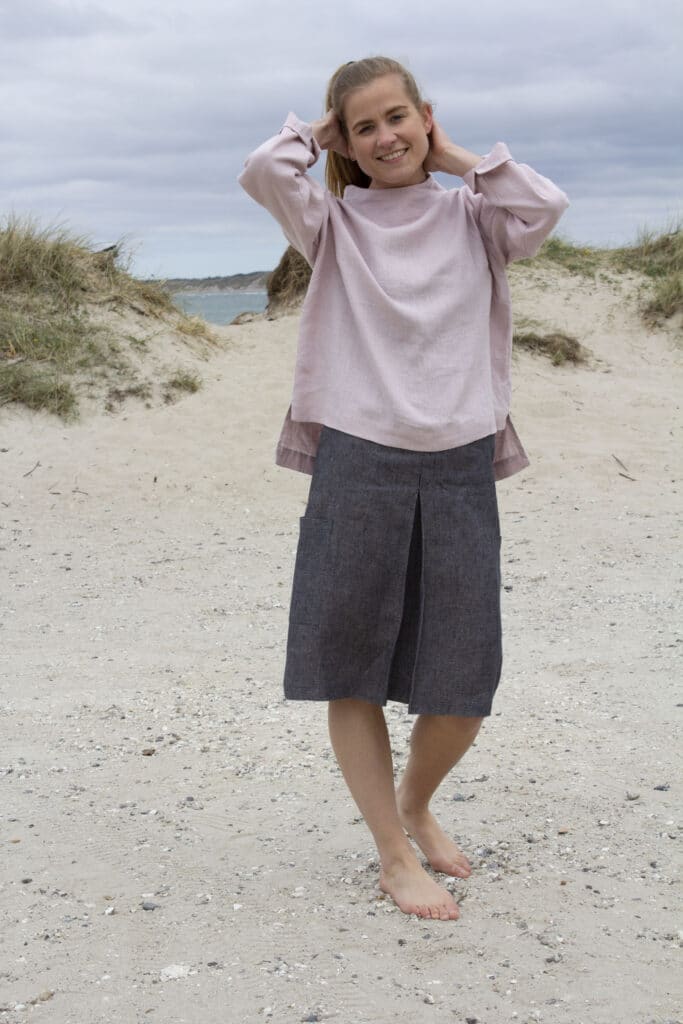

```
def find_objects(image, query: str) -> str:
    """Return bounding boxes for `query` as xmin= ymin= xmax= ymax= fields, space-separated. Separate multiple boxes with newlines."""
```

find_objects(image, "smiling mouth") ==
xmin=376 ymin=148 xmax=408 ymax=163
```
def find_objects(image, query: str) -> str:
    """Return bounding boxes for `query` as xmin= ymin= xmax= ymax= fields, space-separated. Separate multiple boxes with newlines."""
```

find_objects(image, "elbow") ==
xmin=237 ymin=150 xmax=268 ymax=201
xmin=520 ymin=191 xmax=570 ymax=259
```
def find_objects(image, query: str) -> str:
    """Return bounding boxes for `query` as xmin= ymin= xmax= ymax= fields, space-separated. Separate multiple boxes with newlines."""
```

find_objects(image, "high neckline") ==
xmin=343 ymin=174 xmax=445 ymax=202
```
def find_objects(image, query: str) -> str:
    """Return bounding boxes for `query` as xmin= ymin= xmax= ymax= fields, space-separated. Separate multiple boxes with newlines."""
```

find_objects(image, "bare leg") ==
xmin=327 ymin=698 xmax=460 ymax=920
xmin=396 ymin=713 xmax=483 ymax=877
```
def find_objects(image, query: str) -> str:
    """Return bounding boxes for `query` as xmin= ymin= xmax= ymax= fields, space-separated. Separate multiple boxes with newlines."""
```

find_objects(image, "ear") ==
xmin=422 ymin=102 xmax=433 ymax=134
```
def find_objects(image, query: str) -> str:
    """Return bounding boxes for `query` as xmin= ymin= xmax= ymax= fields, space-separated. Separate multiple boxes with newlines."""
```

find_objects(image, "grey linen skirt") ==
xmin=283 ymin=426 xmax=503 ymax=717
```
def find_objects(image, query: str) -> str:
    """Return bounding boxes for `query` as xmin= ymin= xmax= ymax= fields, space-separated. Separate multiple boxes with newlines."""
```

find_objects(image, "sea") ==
xmin=172 ymin=290 xmax=268 ymax=325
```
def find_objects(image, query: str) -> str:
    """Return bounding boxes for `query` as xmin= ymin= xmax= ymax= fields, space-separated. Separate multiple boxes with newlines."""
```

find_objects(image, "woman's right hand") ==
xmin=311 ymin=110 xmax=349 ymax=157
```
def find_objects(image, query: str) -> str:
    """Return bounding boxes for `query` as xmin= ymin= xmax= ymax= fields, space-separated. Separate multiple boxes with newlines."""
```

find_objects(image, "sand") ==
xmin=1 ymin=264 xmax=681 ymax=1023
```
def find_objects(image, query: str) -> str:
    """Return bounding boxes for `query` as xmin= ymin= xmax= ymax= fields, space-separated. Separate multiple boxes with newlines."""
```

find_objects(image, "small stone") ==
xmin=160 ymin=964 xmax=191 ymax=981
xmin=654 ymin=783 xmax=670 ymax=791
xmin=557 ymin=828 xmax=569 ymax=835
xmin=36 ymin=991 xmax=54 ymax=1003
xmin=626 ymin=792 xmax=640 ymax=800
xmin=598 ymin=820 xmax=610 ymax=826
xmin=141 ymin=901 xmax=159 ymax=911
xmin=423 ymin=993 xmax=435 ymax=1004
xmin=141 ymin=748 xmax=156 ymax=756
xmin=21 ymin=877 xmax=32 ymax=884
xmin=466 ymin=1017 xmax=479 ymax=1023
xmin=104 ymin=907 xmax=115 ymax=916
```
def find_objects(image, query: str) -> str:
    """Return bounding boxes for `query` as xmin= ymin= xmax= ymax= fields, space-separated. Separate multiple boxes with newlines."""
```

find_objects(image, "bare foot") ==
xmin=396 ymin=795 xmax=472 ymax=879
xmin=379 ymin=855 xmax=460 ymax=920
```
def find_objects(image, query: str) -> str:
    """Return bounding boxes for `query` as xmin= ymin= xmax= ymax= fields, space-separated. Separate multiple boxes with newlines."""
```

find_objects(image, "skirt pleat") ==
xmin=283 ymin=425 xmax=503 ymax=716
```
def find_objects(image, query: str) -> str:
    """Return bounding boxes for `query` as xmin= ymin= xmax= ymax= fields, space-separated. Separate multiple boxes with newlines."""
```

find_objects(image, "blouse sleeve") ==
xmin=237 ymin=112 xmax=329 ymax=266
xmin=461 ymin=143 xmax=570 ymax=264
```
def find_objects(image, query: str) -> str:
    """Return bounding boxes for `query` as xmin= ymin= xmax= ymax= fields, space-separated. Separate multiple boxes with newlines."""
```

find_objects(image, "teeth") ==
xmin=378 ymin=149 xmax=408 ymax=162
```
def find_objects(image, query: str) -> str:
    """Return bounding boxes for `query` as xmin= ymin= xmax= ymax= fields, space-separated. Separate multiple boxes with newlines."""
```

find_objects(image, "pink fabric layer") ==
xmin=238 ymin=113 xmax=569 ymax=481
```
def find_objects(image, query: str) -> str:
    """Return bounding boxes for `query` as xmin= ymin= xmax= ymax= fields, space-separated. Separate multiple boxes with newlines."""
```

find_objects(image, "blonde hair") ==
xmin=324 ymin=57 xmax=427 ymax=197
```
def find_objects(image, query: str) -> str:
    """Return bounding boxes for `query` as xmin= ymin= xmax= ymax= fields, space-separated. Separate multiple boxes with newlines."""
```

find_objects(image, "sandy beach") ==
xmin=1 ymin=262 xmax=681 ymax=1023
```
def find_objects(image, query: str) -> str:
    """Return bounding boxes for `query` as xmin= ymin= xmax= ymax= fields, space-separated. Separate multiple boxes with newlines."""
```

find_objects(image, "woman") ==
xmin=238 ymin=56 xmax=569 ymax=920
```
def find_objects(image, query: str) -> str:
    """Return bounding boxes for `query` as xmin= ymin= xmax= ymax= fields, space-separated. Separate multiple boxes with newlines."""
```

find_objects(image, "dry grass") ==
xmin=608 ymin=220 xmax=683 ymax=325
xmin=513 ymin=329 xmax=588 ymax=365
xmin=267 ymin=246 xmax=311 ymax=313
xmin=0 ymin=215 xmax=210 ymax=418
xmin=525 ymin=221 xmax=682 ymax=328
xmin=162 ymin=369 xmax=201 ymax=404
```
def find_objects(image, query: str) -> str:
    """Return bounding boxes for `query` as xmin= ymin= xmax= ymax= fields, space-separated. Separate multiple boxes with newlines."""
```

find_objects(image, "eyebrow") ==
xmin=350 ymin=105 xmax=410 ymax=132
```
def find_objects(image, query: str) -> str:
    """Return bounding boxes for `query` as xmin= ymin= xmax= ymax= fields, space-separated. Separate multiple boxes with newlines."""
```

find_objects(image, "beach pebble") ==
xmin=141 ymin=901 xmax=159 ymax=911
xmin=160 ymin=964 xmax=191 ymax=982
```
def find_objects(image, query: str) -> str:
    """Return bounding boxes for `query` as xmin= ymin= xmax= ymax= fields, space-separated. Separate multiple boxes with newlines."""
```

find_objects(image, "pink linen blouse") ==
xmin=238 ymin=113 xmax=569 ymax=481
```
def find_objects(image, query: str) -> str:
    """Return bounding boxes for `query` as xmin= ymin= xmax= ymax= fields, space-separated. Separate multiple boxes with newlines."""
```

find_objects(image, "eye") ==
xmin=358 ymin=125 xmax=373 ymax=134
xmin=390 ymin=113 xmax=405 ymax=123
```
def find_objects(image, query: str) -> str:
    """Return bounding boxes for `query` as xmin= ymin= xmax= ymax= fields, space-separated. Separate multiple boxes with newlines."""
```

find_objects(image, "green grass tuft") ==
xmin=162 ymin=369 xmax=202 ymax=403
xmin=519 ymin=220 xmax=682 ymax=327
xmin=0 ymin=214 xmax=210 ymax=418
xmin=0 ymin=362 xmax=78 ymax=418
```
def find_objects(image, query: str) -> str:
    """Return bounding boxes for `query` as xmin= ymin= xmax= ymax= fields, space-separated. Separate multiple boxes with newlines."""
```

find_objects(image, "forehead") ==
xmin=343 ymin=74 xmax=414 ymax=124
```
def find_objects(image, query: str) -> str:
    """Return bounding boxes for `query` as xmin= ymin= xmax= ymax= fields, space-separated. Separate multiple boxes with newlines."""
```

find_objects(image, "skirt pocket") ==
xmin=289 ymin=515 xmax=334 ymax=627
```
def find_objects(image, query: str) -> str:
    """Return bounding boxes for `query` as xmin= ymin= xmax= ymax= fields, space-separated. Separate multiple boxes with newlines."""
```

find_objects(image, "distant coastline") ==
xmin=158 ymin=271 xmax=269 ymax=294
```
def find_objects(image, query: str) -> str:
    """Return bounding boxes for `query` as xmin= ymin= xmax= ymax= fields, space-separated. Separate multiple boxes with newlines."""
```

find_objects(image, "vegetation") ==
xmin=266 ymin=246 xmax=311 ymax=314
xmin=162 ymin=369 xmax=201 ymax=403
xmin=513 ymin=329 xmax=588 ymax=366
xmin=522 ymin=219 xmax=682 ymax=326
xmin=2 ymin=212 xmax=679 ymax=418
xmin=0 ymin=215 xmax=211 ymax=418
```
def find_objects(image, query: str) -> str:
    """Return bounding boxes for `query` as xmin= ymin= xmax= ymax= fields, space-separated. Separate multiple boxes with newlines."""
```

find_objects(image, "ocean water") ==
xmin=172 ymin=291 xmax=267 ymax=325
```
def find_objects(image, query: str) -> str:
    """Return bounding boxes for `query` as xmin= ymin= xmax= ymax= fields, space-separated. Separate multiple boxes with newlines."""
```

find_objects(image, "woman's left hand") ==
xmin=423 ymin=118 xmax=483 ymax=178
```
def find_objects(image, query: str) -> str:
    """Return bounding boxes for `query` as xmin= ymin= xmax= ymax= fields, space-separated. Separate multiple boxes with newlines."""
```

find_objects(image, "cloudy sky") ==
xmin=1 ymin=0 xmax=681 ymax=278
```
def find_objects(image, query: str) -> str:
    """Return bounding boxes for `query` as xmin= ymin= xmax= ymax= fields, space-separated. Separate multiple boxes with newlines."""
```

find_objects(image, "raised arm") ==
xmin=425 ymin=118 xmax=570 ymax=263
xmin=237 ymin=113 xmax=330 ymax=265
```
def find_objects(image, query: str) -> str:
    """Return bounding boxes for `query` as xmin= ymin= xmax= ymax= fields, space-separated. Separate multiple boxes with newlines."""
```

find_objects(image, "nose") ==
xmin=376 ymin=121 xmax=398 ymax=150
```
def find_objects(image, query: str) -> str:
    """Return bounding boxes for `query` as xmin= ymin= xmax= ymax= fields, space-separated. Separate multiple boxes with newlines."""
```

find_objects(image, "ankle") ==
xmin=378 ymin=841 xmax=419 ymax=874
xmin=396 ymin=785 xmax=430 ymax=818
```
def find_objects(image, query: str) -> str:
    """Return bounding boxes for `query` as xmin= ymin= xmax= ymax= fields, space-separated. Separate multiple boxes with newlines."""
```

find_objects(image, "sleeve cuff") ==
xmin=462 ymin=142 xmax=512 ymax=189
xmin=280 ymin=112 xmax=322 ymax=161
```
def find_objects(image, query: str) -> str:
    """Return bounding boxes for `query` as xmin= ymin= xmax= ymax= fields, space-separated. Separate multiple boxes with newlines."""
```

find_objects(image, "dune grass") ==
xmin=162 ymin=368 xmax=201 ymax=404
xmin=266 ymin=245 xmax=311 ymax=314
xmin=513 ymin=329 xmax=588 ymax=366
xmin=0 ymin=215 xmax=210 ymax=418
xmin=524 ymin=219 xmax=682 ymax=327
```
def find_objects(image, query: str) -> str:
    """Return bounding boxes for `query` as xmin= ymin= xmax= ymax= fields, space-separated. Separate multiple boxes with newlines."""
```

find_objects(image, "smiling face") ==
xmin=342 ymin=74 xmax=433 ymax=190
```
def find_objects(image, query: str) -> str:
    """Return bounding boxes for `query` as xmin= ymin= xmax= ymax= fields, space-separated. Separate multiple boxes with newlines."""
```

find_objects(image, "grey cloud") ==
xmin=1 ymin=0 xmax=681 ymax=276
